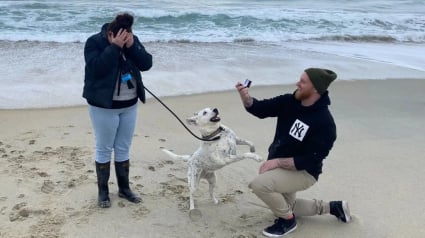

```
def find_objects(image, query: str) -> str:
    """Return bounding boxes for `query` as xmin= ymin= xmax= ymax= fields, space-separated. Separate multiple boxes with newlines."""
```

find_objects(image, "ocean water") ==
xmin=0 ymin=0 xmax=424 ymax=109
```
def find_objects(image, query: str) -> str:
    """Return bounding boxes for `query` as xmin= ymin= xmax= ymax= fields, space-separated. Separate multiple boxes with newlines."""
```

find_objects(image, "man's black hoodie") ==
xmin=246 ymin=91 xmax=336 ymax=180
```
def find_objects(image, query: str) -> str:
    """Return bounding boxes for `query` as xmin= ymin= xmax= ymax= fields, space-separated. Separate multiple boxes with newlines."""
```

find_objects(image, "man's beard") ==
xmin=294 ymin=89 xmax=308 ymax=101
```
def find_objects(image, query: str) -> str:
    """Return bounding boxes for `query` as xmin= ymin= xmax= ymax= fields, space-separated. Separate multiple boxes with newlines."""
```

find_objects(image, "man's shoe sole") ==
xmin=342 ymin=201 xmax=351 ymax=223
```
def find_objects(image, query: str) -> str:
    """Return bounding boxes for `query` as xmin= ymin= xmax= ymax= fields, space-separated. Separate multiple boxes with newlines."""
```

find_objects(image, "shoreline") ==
xmin=2 ymin=40 xmax=425 ymax=109
xmin=1 ymin=79 xmax=425 ymax=238
xmin=1 ymin=77 xmax=425 ymax=111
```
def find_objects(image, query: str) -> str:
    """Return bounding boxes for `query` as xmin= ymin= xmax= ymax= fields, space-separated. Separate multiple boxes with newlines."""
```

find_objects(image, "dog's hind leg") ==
xmin=188 ymin=166 xmax=203 ymax=221
xmin=205 ymin=172 xmax=219 ymax=204
xmin=187 ymin=163 xmax=203 ymax=208
xmin=187 ymin=169 xmax=197 ymax=211
xmin=188 ymin=182 xmax=196 ymax=211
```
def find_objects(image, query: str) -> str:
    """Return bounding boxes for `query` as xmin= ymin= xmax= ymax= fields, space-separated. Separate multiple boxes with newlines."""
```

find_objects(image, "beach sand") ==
xmin=1 ymin=79 xmax=425 ymax=238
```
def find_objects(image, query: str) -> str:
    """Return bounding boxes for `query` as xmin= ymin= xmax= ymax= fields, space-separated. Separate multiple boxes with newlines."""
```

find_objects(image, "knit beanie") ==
xmin=305 ymin=68 xmax=337 ymax=95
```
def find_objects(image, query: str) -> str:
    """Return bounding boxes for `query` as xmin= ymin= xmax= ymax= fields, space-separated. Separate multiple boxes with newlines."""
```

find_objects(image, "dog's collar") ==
xmin=202 ymin=126 xmax=224 ymax=141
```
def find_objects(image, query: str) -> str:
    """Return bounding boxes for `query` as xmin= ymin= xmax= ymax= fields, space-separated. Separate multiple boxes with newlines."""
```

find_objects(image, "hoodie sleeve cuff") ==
xmin=293 ymin=155 xmax=307 ymax=170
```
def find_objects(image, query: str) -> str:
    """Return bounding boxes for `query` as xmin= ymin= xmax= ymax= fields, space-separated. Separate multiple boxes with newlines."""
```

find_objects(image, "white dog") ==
xmin=162 ymin=107 xmax=262 ymax=220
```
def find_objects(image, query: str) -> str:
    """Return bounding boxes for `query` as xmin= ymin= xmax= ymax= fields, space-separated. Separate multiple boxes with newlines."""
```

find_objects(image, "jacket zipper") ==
xmin=117 ymin=70 xmax=121 ymax=96
xmin=117 ymin=52 xmax=123 ymax=96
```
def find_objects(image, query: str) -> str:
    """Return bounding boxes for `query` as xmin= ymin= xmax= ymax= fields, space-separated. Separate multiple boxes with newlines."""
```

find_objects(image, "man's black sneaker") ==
xmin=262 ymin=216 xmax=297 ymax=237
xmin=330 ymin=201 xmax=351 ymax=223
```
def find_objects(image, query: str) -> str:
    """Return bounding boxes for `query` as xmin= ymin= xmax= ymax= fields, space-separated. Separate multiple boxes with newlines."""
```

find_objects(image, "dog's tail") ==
xmin=161 ymin=149 xmax=191 ymax=162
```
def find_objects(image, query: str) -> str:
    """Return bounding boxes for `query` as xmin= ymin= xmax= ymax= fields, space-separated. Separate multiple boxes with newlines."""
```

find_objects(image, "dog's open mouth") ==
xmin=210 ymin=108 xmax=221 ymax=122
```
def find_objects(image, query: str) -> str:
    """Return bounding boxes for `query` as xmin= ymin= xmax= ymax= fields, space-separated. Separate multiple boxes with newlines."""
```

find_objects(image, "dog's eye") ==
xmin=203 ymin=111 xmax=207 ymax=115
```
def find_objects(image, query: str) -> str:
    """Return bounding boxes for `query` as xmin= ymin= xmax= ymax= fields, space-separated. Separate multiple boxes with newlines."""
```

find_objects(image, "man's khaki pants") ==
xmin=249 ymin=168 xmax=330 ymax=219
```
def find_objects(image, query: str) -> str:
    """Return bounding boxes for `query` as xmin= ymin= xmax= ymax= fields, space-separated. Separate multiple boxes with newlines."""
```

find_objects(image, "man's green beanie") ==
xmin=305 ymin=68 xmax=337 ymax=95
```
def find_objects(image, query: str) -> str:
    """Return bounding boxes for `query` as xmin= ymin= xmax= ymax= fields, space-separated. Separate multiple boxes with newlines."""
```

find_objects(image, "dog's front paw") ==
xmin=253 ymin=154 xmax=263 ymax=162
xmin=213 ymin=198 xmax=219 ymax=205
xmin=244 ymin=152 xmax=263 ymax=162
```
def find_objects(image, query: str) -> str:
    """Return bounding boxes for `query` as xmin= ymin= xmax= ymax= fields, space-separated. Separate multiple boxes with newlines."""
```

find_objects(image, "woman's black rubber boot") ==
xmin=95 ymin=161 xmax=111 ymax=208
xmin=115 ymin=160 xmax=142 ymax=203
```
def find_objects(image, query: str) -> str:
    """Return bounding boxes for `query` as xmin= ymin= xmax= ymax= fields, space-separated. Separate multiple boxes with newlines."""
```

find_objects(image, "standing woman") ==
xmin=83 ymin=13 xmax=152 ymax=208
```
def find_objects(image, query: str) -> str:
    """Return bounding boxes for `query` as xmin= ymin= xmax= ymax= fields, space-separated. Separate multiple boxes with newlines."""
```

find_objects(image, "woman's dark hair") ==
xmin=108 ymin=13 xmax=134 ymax=36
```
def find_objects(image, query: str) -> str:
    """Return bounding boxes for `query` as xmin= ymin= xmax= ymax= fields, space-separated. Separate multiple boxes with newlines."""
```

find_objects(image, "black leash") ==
xmin=143 ymin=86 xmax=221 ymax=142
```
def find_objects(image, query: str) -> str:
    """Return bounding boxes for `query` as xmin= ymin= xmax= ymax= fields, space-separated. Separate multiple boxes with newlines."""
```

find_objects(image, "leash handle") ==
xmin=143 ymin=86 xmax=217 ymax=142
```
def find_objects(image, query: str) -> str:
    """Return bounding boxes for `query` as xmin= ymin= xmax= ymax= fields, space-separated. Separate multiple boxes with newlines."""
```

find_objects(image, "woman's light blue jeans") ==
xmin=88 ymin=104 xmax=138 ymax=164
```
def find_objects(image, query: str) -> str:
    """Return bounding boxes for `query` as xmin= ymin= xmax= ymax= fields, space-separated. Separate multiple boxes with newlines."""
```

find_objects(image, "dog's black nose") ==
xmin=213 ymin=108 xmax=219 ymax=114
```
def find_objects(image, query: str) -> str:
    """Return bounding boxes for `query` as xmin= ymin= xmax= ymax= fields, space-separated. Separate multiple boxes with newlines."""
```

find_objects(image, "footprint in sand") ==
xmin=41 ymin=180 xmax=55 ymax=194
xmin=131 ymin=206 xmax=151 ymax=218
xmin=221 ymin=190 xmax=244 ymax=204
xmin=9 ymin=202 xmax=28 ymax=222
xmin=1 ymin=206 xmax=7 ymax=215
xmin=9 ymin=209 xmax=30 ymax=222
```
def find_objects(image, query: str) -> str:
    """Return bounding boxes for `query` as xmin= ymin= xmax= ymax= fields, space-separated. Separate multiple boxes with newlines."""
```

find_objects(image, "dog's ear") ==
xmin=186 ymin=116 xmax=198 ymax=126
